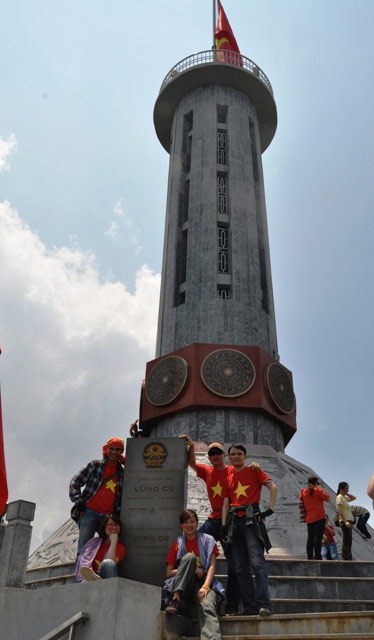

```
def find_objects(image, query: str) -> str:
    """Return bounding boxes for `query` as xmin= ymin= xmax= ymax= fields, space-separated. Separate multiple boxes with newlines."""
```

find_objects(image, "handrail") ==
xmin=39 ymin=611 xmax=90 ymax=640
xmin=159 ymin=49 xmax=273 ymax=97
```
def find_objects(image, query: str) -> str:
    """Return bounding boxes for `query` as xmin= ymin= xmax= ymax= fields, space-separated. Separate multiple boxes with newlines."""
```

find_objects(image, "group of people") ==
xmin=69 ymin=433 xmax=278 ymax=638
xmin=69 ymin=431 xmax=373 ymax=639
xmin=298 ymin=476 xmax=372 ymax=562
xmin=69 ymin=436 xmax=127 ymax=581
xmin=163 ymin=436 xmax=278 ymax=634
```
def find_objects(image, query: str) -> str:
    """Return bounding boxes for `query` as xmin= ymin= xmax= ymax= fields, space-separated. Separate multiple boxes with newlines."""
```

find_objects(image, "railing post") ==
xmin=0 ymin=499 xmax=35 ymax=587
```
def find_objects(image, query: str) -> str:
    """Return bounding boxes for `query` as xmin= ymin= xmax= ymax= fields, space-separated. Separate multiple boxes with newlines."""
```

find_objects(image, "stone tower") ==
xmin=139 ymin=48 xmax=296 ymax=452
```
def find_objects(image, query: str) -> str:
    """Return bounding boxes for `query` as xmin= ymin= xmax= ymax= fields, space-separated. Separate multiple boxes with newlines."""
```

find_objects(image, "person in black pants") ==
xmin=299 ymin=476 xmax=330 ymax=560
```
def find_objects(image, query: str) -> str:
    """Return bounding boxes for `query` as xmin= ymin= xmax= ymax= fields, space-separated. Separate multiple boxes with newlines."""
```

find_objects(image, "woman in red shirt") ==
xmin=76 ymin=514 xmax=125 ymax=581
xmin=298 ymin=476 xmax=330 ymax=560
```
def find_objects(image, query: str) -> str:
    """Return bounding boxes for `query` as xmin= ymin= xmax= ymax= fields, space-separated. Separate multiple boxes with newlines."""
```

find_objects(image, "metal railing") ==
xmin=39 ymin=611 xmax=90 ymax=640
xmin=160 ymin=49 xmax=273 ymax=97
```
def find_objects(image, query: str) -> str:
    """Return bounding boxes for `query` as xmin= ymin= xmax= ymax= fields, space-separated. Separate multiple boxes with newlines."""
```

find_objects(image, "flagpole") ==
xmin=213 ymin=0 xmax=216 ymax=49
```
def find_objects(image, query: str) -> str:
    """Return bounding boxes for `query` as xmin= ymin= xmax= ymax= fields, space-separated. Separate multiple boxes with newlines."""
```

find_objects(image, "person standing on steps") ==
xmin=336 ymin=481 xmax=356 ymax=560
xmin=298 ymin=476 xmax=330 ymax=560
xmin=221 ymin=443 xmax=278 ymax=617
xmin=180 ymin=435 xmax=260 ymax=616
xmin=321 ymin=516 xmax=338 ymax=560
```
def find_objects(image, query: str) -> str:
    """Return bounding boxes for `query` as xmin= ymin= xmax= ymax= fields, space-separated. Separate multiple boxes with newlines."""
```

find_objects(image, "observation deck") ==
xmin=154 ymin=49 xmax=277 ymax=153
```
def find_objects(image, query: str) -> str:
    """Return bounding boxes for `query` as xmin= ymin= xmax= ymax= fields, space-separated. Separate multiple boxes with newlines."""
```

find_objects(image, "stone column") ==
xmin=0 ymin=500 xmax=35 ymax=587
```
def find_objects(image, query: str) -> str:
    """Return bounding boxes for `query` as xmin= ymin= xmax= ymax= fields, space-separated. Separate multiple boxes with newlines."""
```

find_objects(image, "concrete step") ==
xmin=163 ymin=610 xmax=374 ymax=639
xmin=271 ymin=598 xmax=374 ymax=615
xmin=216 ymin=573 xmax=374 ymax=606
xmin=25 ymin=563 xmax=76 ymax=589
xmin=216 ymin=633 xmax=374 ymax=640
xmin=269 ymin=574 xmax=374 ymax=600
xmin=219 ymin=611 xmax=374 ymax=637
xmin=217 ymin=557 xmax=374 ymax=578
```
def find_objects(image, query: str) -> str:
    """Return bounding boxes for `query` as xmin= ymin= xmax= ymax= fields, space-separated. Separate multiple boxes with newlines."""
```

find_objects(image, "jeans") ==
xmin=306 ymin=518 xmax=325 ymax=559
xmin=170 ymin=553 xmax=221 ymax=640
xmin=230 ymin=516 xmax=270 ymax=613
xmin=199 ymin=518 xmax=240 ymax=613
xmin=77 ymin=508 xmax=105 ymax=555
xmin=356 ymin=512 xmax=371 ymax=538
xmin=99 ymin=558 xmax=118 ymax=579
xmin=321 ymin=542 xmax=338 ymax=560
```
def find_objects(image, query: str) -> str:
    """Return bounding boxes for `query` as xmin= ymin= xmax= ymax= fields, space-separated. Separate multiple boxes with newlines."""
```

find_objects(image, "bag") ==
xmin=299 ymin=499 xmax=306 ymax=523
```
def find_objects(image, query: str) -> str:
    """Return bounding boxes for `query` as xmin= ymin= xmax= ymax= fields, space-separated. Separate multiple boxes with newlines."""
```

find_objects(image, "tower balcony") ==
xmin=154 ymin=49 xmax=277 ymax=153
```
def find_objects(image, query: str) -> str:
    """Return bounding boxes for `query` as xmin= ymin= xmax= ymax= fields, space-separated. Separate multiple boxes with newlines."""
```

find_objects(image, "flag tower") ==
xmin=139 ymin=3 xmax=296 ymax=453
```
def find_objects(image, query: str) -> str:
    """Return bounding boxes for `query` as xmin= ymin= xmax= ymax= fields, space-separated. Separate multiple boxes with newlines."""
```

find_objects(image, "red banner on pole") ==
xmin=0 ymin=387 xmax=8 ymax=516
xmin=215 ymin=0 xmax=241 ymax=65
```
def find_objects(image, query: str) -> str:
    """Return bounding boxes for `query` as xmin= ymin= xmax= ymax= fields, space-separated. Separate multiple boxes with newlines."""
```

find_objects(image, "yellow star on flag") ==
xmin=234 ymin=481 xmax=250 ymax=499
xmin=211 ymin=481 xmax=222 ymax=498
xmin=105 ymin=478 xmax=116 ymax=493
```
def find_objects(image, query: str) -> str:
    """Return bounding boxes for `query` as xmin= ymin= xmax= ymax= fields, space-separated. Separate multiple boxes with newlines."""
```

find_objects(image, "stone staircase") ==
xmin=25 ymin=553 xmax=374 ymax=639
xmin=163 ymin=556 xmax=374 ymax=639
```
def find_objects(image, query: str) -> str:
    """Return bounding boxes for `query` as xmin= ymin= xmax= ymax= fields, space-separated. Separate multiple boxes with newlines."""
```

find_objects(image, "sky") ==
xmin=1 ymin=0 xmax=374 ymax=553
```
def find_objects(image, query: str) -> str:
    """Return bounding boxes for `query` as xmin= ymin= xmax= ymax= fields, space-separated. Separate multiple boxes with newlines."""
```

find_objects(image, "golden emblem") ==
xmin=142 ymin=442 xmax=168 ymax=468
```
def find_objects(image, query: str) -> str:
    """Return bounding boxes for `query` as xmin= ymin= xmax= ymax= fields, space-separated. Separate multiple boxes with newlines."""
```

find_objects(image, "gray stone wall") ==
xmin=152 ymin=408 xmax=285 ymax=450
xmin=156 ymin=84 xmax=278 ymax=358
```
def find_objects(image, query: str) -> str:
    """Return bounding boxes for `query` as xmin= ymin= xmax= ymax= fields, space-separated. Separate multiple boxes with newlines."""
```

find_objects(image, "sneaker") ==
xmin=80 ymin=566 xmax=102 ymax=581
xmin=259 ymin=607 xmax=271 ymax=617
xmin=165 ymin=599 xmax=180 ymax=614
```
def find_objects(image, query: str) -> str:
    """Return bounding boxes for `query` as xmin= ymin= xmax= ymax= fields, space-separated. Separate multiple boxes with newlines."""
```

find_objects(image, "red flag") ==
xmin=0 ymin=386 xmax=8 ymax=516
xmin=215 ymin=0 xmax=241 ymax=64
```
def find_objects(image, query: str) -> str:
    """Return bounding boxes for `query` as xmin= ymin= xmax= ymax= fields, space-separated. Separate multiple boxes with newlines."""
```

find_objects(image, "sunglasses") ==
xmin=208 ymin=449 xmax=224 ymax=456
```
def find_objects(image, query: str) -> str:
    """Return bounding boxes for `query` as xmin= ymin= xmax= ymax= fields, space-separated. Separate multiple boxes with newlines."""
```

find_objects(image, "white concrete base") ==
xmin=0 ymin=577 xmax=163 ymax=640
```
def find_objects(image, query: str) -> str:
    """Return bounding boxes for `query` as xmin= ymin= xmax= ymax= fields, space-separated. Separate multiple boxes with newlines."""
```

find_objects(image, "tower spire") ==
xmin=141 ymin=33 xmax=296 ymax=450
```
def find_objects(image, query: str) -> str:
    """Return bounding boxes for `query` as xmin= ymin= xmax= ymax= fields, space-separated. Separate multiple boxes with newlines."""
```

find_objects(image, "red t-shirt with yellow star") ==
xmin=224 ymin=466 xmax=271 ymax=506
xmin=92 ymin=540 xmax=126 ymax=573
xmin=165 ymin=537 xmax=219 ymax=568
xmin=86 ymin=463 xmax=119 ymax=514
xmin=196 ymin=464 xmax=230 ymax=519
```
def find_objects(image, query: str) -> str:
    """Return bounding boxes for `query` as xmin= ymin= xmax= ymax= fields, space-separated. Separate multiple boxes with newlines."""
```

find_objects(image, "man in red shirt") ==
xmin=181 ymin=435 xmax=259 ymax=615
xmin=222 ymin=443 xmax=278 ymax=616
xmin=69 ymin=437 xmax=125 ymax=555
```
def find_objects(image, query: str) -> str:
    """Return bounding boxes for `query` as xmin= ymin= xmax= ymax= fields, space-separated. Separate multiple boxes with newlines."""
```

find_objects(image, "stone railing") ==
xmin=160 ymin=49 xmax=273 ymax=97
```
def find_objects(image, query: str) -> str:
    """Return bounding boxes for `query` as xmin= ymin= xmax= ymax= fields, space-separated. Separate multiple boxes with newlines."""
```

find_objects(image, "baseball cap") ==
xmin=207 ymin=442 xmax=225 ymax=454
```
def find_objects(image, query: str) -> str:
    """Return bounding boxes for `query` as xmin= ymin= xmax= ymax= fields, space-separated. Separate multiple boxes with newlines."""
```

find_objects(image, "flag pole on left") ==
xmin=0 ymin=348 xmax=8 ymax=517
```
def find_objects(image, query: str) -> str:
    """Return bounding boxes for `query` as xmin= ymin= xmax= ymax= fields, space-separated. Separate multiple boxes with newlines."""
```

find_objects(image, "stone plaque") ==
xmin=119 ymin=437 xmax=187 ymax=586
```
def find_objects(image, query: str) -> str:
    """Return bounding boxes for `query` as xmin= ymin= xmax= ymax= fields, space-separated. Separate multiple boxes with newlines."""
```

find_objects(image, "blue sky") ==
xmin=1 ymin=0 xmax=374 ymax=551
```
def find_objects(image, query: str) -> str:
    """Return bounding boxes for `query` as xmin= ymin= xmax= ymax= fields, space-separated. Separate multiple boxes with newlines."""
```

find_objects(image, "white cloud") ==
xmin=0 ymin=134 xmax=17 ymax=171
xmin=105 ymin=199 xmax=144 ymax=255
xmin=0 ymin=201 xmax=160 ymax=550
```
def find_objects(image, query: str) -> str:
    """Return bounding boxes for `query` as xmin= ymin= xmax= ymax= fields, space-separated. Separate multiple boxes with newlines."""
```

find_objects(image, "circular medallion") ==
xmin=200 ymin=349 xmax=256 ymax=398
xmin=265 ymin=362 xmax=295 ymax=414
xmin=145 ymin=356 xmax=188 ymax=406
